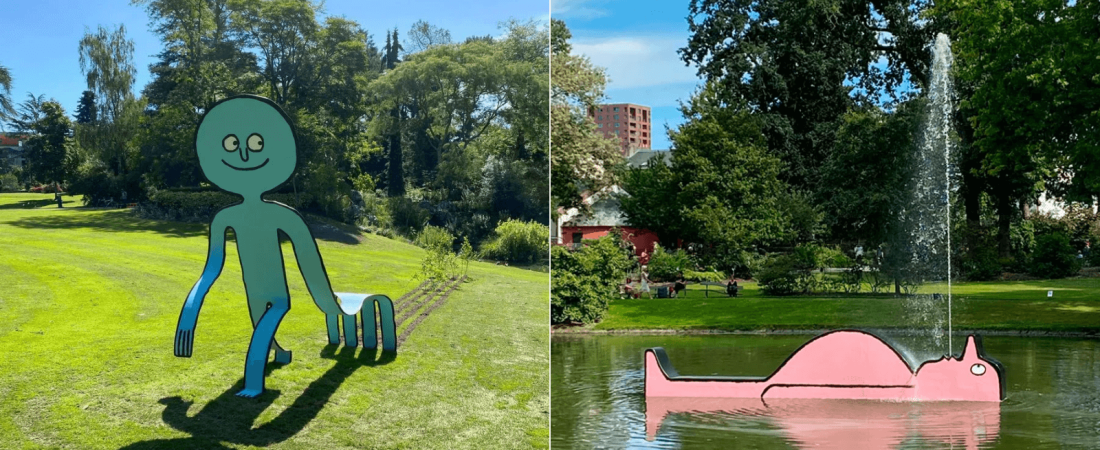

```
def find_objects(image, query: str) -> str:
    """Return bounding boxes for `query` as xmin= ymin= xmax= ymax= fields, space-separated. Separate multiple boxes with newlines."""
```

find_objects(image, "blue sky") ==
xmin=552 ymin=0 xmax=699 ymax=150
xmin=1 ymin=0 xmax=547 ymax=129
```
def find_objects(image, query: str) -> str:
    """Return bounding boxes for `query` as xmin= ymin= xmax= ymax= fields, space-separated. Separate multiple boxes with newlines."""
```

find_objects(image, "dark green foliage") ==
xmin=551 ymin=236 xmax=633 ymax=324
xmin=956 ymin=225 xmax=1002 ymax=281
xmin=1029 ymin=232 xmax=1081 ymax=279
xmin=21 ymin=101 xmax=76 ymax=189
xmin=414 ymin=225 xmax=456 ymax=251
xmin=646 ymin=244 xmax=693 ymax=282
xmin=818 ymin=102 xmax=921 ymax=245
xmin=620 ymin=85 xmax=800 ymax=270
xmin=74 ymin=91 xmax=97 ymax=124
xmin=481 ymin=219 xmax=548 ymax=264
xmin=756 ymin=244 xmax=851 ymax=295
xmin=133 ymin=189 xmax=309 ymax=222
xmin=680 ymin=0 xmax=931 ymax=192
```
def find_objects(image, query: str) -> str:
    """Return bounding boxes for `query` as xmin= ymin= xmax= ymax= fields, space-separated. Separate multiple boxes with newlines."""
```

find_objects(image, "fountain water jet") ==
xmin=894 ymin=33 xmax=958 ymax=358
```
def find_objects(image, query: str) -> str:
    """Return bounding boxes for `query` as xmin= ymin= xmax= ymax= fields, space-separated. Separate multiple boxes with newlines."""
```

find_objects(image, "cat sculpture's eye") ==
xmin=971 ymin=363 xmax=986 ymax=375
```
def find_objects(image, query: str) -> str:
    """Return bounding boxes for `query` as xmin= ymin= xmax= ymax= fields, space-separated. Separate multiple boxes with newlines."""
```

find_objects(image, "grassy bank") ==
xmin=578 ymin=277 xmax=1100 ymax=334
xmin=0 ymin=193 xmax=548 ymax=449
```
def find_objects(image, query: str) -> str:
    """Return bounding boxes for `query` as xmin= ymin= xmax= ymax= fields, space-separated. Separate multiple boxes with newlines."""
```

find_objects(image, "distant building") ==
xmin=0 ymin=134 xmax=27 ymax=170
xmin=554 ymin=149 xmax=672 ymax=257
xmin=589 ymin=103 xmax=651 ymax=157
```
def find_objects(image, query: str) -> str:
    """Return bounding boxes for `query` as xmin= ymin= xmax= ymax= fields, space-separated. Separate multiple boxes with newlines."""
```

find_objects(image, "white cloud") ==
xmin=551 ymin=0 xmax=610 ymax=20
xmin=572 ymin=35 xmax=698 ymax=90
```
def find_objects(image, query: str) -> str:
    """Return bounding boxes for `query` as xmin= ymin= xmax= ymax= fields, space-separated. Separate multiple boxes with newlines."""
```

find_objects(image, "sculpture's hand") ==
xmin=175 ymin=322 xmax=195 ymax=357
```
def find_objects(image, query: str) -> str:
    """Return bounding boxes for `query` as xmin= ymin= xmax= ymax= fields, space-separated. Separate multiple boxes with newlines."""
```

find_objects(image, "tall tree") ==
xmin=621 ymin=83 xmax=799 ymax=266
xmin=78 ymin=24 xmax=139 ymax=176
xmin=383 ymin=27 xmax=405 ymax=196
xmin=937 ymin=0 xmax=1087 ymax=254
xmin=23 ymin=101 xmax=76 ymax=190
xmin=8 ymin=93 xmax=47 ymax=134
xmin=0 ymin=64 xmax=13 ymax=127
xmin=679 ymin=0 xmax=933 ymax=193
xmin=229 ymin=0 xmax=320 ymax=106
xmin=74 ymin=90 xmax=98 ymax=124
xmin=405 ymin=20 xmax=451 ymax=54
xmin=550 ymin=19 xmax=620 ymax=211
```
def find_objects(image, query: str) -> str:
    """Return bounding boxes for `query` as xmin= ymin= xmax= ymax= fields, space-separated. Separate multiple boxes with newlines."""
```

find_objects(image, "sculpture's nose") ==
xmin=239 ymin=147 xmax=249 ymax=162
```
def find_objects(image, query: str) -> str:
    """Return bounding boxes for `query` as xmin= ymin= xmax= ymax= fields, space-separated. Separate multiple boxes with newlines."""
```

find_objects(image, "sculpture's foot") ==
xmin=235 ymin=387 xmax=263 ymax=398
xmin=274 ymin=348 xmax=292 ymax=364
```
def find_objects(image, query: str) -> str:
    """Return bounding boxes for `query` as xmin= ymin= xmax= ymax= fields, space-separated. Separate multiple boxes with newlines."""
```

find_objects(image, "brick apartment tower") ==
xmin=589 ymin=103 xmax=651 ymax=157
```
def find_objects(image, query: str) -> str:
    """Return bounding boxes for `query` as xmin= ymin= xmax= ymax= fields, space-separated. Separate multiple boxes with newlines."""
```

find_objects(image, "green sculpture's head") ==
xmin=196 ymin=95 xmax=296 ymax=197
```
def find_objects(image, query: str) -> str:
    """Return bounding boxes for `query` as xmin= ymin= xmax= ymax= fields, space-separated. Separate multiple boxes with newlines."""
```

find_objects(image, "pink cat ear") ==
xmin=962 ymin=335 xmax=979 ymax=361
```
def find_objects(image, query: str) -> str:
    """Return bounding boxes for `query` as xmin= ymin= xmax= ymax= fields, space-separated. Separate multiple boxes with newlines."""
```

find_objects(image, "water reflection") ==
xmin=552 ymin=334 xmax=1100 ymax=449
xmin=646 ymin=398 xmax=999 ymax=450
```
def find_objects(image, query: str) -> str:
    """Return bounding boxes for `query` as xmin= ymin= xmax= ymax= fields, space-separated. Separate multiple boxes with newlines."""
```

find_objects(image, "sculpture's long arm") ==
xmin=282 ymin=214 xmax=343 ymax=316
xmin=174 ymin=213 xmax=228 ymax=357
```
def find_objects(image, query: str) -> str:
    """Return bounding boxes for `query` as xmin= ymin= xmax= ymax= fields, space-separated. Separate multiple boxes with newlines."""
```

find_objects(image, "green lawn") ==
xmin=588 ymin=273 xmax=1100 ymax=333
xmin=0 ymin=193 xmax=549 ymax=449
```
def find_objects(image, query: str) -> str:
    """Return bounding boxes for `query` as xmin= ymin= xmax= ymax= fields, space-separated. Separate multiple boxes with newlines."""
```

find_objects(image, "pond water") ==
xmin=552 ymin=334 xmax=1100 ymax=449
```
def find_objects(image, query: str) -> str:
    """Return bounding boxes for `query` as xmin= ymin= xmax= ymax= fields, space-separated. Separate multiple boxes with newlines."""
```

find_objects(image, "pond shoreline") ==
xmin=552 ymin=326 xmax=1100 ymax=338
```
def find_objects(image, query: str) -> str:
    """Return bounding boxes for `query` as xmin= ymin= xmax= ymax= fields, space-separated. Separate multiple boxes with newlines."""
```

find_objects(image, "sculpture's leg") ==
xmin=238 ymin=302 xmax=288 ymax=398
xmin=273 ymin=338 xmax=292 ymax=364
xmin=249 ymin=298 xmax=292 ymax=364
xmin=376 ymin=297 xmax=397 ymax=352
xmin=342 ymin=313 xmax=358 ymax=347
xmin=363 ymin=307 xmax=378 ymax=350
xmin=326 ymin=314 xmax=340 ymax=344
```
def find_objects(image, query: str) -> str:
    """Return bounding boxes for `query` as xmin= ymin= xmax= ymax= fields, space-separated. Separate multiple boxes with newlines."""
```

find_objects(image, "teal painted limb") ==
xmin=284 ymin=218 xmax=343 ymax=317
xmin=342 ymin=313 xmax=358 ymax=347
xmin=238 ymin=302 xmax=288 ymax=398
xmin=375 ymin=297 xmax=397 ymax=352
xmin=175 ymin=215 xmax=228 ymax=358
xmin=274 ymin=347 xmax=292 ymax=364
xmin=326 ymin=314 xmax=340 ymax=344
xmin=363 ymin=306 xmax=378 ymax=349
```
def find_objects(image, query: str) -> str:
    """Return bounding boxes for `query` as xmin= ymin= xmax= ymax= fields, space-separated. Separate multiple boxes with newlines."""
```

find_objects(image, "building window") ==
xmin=597 ymin=115 xmax=602 ymax=121
xmin=615 ymin=123 xmax=619 ymax=127
xmin=597 ymin=123 xmax=602 ymax=128
xmin=642 ymin=132 xmax=647 ymax=137
xmin=613 ymin=107 xmax=619 ymax=112
xmin=613 ymin=130 xmax=618 ymax=136
xmin=613 ymin=114 xmax=618 ymax=120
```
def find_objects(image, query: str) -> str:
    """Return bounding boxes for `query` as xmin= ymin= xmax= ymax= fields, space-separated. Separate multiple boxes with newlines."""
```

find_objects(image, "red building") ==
xmin=553 ymin=151 xmax=673 ymax=258
xmin=589 ymin=103 xmax=651 ymax=156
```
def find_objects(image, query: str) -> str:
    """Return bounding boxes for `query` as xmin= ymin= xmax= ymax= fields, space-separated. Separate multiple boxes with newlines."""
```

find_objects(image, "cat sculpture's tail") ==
xmin=328 ymin=293 xmax=397 ymax=351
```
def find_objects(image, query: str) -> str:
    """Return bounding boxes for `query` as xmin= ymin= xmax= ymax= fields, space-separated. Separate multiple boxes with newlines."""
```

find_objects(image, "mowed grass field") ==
xmin=588 ymin=273 xmax=1100 ymax=333
xmin=0 ymin=193 xmax=548 ymax=449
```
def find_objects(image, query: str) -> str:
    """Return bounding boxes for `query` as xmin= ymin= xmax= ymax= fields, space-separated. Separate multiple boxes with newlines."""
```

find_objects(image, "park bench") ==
xmin=699 ymin=281 xmax=743 ymax=298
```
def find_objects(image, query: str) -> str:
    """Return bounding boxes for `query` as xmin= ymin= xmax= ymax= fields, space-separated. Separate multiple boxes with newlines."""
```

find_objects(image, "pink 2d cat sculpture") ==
xmin=645 ymin=330 xmax=1005 ymax=402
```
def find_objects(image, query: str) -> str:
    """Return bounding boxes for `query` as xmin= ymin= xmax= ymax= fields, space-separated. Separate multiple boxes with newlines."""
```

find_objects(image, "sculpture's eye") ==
xmin=247 ymin=133 xmax=264 ymax=152
xmin=223 ymin=135 xmax=239 ymax=151
xmin=971 ymin=363 xmax=986 ymax=376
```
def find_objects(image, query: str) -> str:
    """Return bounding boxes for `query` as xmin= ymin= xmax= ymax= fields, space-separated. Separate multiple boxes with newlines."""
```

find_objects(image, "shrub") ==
xmin=756 ymin=254 xmax=800 ymax=295
xmin=418 ymin=241 xmax=459 ymax=282
xmin=134 ymin=189 xmax=238 ymax=222
xmin=646 ymin=244 xmax=693 ymax=282
xmin=388 ymin=196 xmax=430 ymax=236
xmin=958 ymin=227 xmax=1002 ymax=281
xmin=551 ymin=236 xmax=633 ymax=324
xmin=415 ymin=225 xmax=455 ymax=252
xmin=0 ymin=173 xmax=19 ymax=192
xmin=481 ymin=219 xmax=548 ymax=264
xmin=1029 ymin=232 xmax=1081 ymax=279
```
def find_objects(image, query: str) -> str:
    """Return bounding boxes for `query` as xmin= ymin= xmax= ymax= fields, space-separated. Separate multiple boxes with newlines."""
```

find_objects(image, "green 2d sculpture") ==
xmin=174 ymin=94 xmax=396 ymax=398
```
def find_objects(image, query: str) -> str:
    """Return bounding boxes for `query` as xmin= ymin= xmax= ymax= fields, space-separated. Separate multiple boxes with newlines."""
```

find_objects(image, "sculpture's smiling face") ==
xmin=196 ymin=96 xmax=296 ymax=196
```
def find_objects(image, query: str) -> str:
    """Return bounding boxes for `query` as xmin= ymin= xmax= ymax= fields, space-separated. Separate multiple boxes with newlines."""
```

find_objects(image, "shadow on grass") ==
xmin=0 ymin=198 xmax=74 ymax=210
xmin=6 ymin=209 xmax=364 ymax=244
xmin=119 ymin=346 xmax=396 ymax=449
xmin=6 ymin=209 xmax=206 ymax=238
